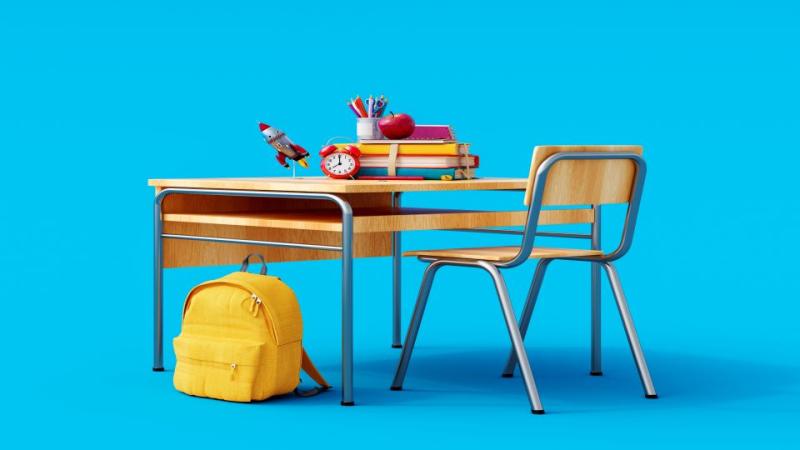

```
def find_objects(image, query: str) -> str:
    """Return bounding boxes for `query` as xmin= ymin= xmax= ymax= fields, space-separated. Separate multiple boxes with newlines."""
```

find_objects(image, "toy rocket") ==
xmin=258 ymin=122 xmax=310 ymax=169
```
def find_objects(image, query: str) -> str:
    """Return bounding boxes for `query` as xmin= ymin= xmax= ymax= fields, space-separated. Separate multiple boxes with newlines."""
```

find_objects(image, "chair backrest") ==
xmin=523 ymin=145 xmax=644 ymax=206
xmin=500 ymin=145 xmax=646 ymax=267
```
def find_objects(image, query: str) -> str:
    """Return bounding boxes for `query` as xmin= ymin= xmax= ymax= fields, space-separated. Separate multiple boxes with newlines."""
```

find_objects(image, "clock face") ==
xmin=323 ymin=152 xmax=358 ymax=177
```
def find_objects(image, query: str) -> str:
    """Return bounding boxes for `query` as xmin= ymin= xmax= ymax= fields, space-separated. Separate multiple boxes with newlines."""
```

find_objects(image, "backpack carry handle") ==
xmin=240 ymin=253 xmax=268 ymax=275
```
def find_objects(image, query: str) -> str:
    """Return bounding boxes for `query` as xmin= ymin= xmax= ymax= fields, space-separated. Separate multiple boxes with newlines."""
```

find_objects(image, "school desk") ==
xmin=147 ymin=176 xmax=600 ymax=405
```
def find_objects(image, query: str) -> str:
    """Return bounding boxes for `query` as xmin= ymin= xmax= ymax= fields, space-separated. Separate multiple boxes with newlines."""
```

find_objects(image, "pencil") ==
xmin=354 ymin=96 xmax=368 ymax=118
xmin=347 ymin=101 xmax=361 ymax=117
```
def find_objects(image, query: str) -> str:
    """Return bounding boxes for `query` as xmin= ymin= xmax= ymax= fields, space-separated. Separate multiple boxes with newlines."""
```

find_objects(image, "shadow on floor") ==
xmin=335 ymin=346 xmax=800 ymax=411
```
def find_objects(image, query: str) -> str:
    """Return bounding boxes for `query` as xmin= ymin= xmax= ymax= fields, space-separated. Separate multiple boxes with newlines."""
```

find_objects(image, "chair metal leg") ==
xmin=390 ymin=261 xmax=444 ymax=390
xmin=602 ymin=262 xmax=658 ymax=398
xmin=479 ymin=261 xmax=545 ymax=414
xmin=501 ymin=259 xmax=551 ymax=377
xmin=591 ymin=205 xmax=602 ymax=375
xmin=591 ymin=262 xmax=602 ymax=375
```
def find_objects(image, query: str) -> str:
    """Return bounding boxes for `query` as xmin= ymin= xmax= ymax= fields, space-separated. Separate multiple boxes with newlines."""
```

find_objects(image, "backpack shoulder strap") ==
xmin=301 ymin=347 xmax=330 ymax=388
xmin=294 ymin=347 xmax=331 ymax=397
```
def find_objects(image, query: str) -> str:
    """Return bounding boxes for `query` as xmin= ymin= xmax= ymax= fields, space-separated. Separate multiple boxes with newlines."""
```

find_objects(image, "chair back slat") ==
xmin=523 ymin=146 xmax=643 ymax=206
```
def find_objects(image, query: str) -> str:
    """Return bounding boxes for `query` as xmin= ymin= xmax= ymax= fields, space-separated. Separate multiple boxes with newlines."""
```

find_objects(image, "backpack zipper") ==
xmin=179 ymin=355 xmax=242 ymax=380
xmin=250 ymin=293 xmax=262 ymax=317
xmin=229 ymin=363 xmax=238 ymax=379
xmin=249 ymin=293 xmax=279 ymax=344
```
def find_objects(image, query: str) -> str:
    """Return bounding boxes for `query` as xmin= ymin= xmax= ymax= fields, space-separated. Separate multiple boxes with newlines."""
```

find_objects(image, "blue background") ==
xmin=2 ymin=1 xmax=798 ymax=447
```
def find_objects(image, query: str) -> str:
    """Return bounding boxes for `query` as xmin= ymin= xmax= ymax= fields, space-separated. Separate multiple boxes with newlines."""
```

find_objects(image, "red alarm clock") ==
xmin=319 ymin=144 xmax=361 ymax=179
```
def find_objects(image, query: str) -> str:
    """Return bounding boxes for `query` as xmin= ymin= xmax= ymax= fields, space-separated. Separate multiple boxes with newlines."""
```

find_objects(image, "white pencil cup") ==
xmin=356 ymin=118 xmax=383 ymax=141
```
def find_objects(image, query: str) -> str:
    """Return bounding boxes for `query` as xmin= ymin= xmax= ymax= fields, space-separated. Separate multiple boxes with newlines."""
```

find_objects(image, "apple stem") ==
xmin=389 ymin=111 xmax=395 ymax=117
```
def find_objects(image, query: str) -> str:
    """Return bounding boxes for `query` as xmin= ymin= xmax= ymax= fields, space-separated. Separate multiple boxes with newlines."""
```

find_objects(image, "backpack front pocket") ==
xmin=173 ymin=335 xmax=262 ymax=402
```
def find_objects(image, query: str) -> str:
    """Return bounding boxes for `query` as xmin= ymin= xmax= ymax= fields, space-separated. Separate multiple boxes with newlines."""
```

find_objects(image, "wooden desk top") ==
xmin=148 ymin=176 xmax=527 ymax=194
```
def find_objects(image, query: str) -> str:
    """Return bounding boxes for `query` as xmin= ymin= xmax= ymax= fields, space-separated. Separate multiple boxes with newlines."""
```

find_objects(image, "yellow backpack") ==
xmin=173 ymin=254 xmax=330 ymax=402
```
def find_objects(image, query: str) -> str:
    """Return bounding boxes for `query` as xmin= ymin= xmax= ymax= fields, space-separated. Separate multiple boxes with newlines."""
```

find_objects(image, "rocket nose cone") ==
xmin=258 ymin=122 xmax=269 ymax=131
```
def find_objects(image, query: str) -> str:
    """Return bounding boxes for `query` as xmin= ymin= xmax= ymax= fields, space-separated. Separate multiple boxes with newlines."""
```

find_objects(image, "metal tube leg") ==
xmin=590 ymin=262 xmax=602 ymax=375
xmin=390 ymin=261 xmax=444 ymax=390
xmin=501 ymin=259 xmax=551 ymax=377
xmin=591 ymin=205 xmax=602 ymax=375
xmin=341 ymin=205 xmax=355 ymax=406
xmin=480 ymin=261 xmax=544 ymax=414
xmin=153 ymin=198 xmax=164 ymax=372
xmin=391 ymin=193 xmax=402 ymax=348
xmin=602 ymin=262 xmax=657 ymax=398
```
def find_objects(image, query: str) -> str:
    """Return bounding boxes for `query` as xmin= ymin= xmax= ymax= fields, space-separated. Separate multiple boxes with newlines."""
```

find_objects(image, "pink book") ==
xmin=359 ymin=125 xmax=457 ymax=143
xmin=405 ymin=125 xmax=455 ymax=141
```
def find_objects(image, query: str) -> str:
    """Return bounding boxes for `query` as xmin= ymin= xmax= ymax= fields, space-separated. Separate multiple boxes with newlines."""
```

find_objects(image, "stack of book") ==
xmin=353 ymin=125 xmax=478 ymax=180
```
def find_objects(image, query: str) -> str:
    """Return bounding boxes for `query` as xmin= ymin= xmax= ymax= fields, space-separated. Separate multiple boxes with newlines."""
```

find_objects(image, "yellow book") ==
xmin=336 ymin=143 xmax=469 ymax=156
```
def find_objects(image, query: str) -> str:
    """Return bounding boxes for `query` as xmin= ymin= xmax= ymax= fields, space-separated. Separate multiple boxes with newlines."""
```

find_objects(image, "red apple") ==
xmin=378 ymin=112 xmax=415 ymax=140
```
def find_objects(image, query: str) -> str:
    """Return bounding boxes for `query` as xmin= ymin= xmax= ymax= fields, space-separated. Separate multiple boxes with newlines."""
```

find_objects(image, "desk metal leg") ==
xmin=391 ymin=192 xmax=402 ymax=348
xmin=153 ymin=199 xmax=164 ymax=372
xmin=340 ymin=200 xmax=355 ymax=405
xmin=591 ymin=205 xmax=602 ymax=376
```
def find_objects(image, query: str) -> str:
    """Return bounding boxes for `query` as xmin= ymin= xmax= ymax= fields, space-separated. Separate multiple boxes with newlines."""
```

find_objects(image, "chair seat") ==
xmin=403 ymin=246 xmax=603 ymax=262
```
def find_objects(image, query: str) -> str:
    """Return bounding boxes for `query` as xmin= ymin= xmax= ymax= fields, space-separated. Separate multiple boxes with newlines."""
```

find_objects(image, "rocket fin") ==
xmin=276 ymin=153 xmax=289 ymax=168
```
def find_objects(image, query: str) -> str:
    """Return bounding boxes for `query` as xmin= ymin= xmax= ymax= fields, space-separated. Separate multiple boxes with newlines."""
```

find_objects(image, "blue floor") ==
xmin=5 ymin=254 xmax=799 ymax=448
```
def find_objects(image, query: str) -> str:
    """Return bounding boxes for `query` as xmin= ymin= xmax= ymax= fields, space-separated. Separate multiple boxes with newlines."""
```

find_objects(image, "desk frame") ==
xmin=154 ymin=188 xmax=358 ymax=405
xmin=151 ymin=183 xmax=603 ymax=406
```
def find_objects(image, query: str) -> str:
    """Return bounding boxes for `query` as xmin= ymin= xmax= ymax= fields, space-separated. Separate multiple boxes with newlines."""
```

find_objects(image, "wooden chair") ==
xmin=390 ymin=146 xmax=657 ymax=414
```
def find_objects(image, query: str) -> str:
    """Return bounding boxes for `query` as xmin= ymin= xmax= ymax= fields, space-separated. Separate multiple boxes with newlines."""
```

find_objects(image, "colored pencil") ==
xmin=354 ymin=96 xmax=368 ymax=118
xmin=347 ymin=101 xmax=361 ymax=117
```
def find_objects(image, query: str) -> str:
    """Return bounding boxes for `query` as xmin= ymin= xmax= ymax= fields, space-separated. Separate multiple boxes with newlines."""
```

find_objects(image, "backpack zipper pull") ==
xmin=251 ymin=294 xmax=262 ymax=317
xmin=230 ymin=362 xmax=237 ymax=379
